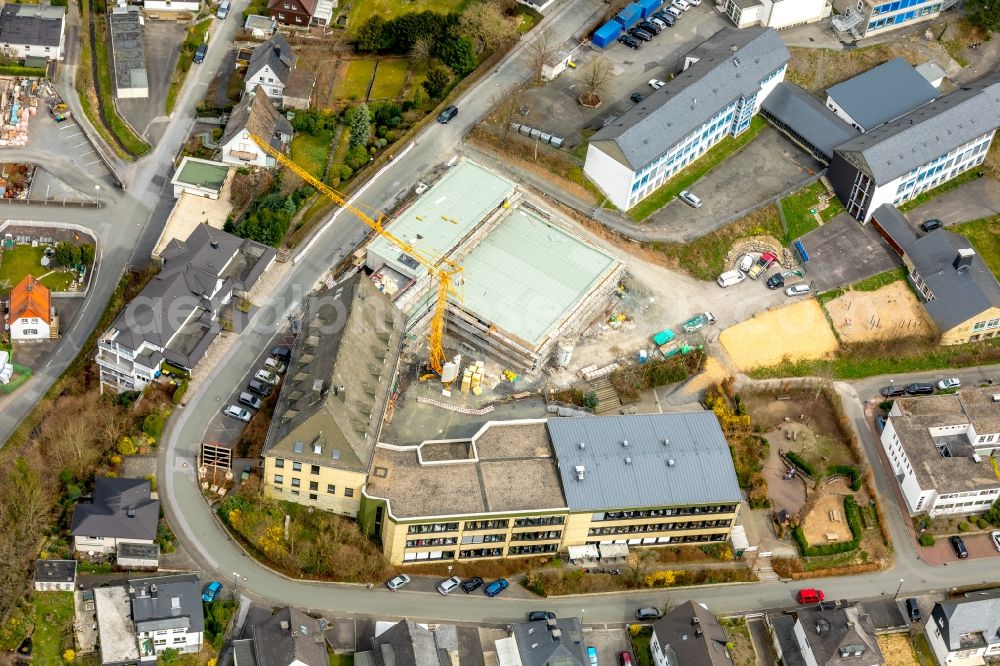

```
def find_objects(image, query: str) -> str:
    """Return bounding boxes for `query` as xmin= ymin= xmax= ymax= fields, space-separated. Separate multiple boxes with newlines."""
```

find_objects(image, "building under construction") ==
xmin=366 ymin=159 xmax=625 ymax=372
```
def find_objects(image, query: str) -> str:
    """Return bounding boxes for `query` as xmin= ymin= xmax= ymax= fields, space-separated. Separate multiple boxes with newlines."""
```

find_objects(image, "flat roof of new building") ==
xmin=367 ymin=160 xmax=516 ymax=280
xmin=457 ymin=206 xmax=620 ymax=346
xmin=95 ymin=586 xmax=140 ymax=663
xmin=109 ymin=8 xmax=148 ymax=93
xmin=172 ymin=157 xmax=230 ymax=192
xmin=894 ymin=386 xmax=1000 ymax=435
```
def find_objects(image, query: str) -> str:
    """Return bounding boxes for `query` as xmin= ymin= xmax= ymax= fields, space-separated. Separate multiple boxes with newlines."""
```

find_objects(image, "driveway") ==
xmin=798 ymin=214 xmax=899 ymax=292
xmin=116 ymin=20 xmax=186 ymax=143
xmin=905 ymin=177 xmax=1000 ymax=229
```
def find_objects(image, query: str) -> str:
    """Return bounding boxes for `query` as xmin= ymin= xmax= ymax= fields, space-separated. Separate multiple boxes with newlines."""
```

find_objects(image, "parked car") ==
xmin=638 ymin=20 xmax=661 ymax=34
xmin=738 ymin=253 xmax=754 ymax=273
xmin=271 ymin=346 xmax=292 ymax=362
xmin=436 ymin=576 xmax=462 ymax=595
xmin=679 ymin=190 xmax=702 ymax=208
xmin=648 ymin=78 xmax=666 ymax=89
xmin=717 ymin=269 xmax=746 ymax=288
xmin=796 ymin=588 xmax=825 ymax=604
xmin=528 ymin=610 xmax=556 ymax=622
xmin=880 ymin=385 xmax=905 ymax=398
xmin=652 ymin=10 xmax=676 ymax=24
xmin=682 ymin=312 xmax=716 ymax=333
xmin=628 ymin=27 xmax=653 ymax=41
xmin=437 ymin=105 xmax=458 ymax=124
xmin=949 ymin=535 xmax=969 ymax=559
xmin=587 ymin=647 xmax=599 ymax=666
xmin=619 ymin=652 xmax=634 ymax=666
xmin=202 ymin=581 xmax=223 ymax=602
xmin=748 ymin=251 xmax=777 ymax=280
xmin=247 ymin=379 xmax=272 ymax=397
xmin=238 ymin=391 xmax=262 ymax=410
xmin=672 ymin=0 xmax=691 ymax=10
xmin=385 ymin=574 xmax=411 ymax=591
xmin=618 ymin=35 xmax=641 ymax=49
xmin=635 ymin=607 xmax=663 ymax=621
xmin=461 ymin=577 xmax=484 ymax=593
xmin=936 ymin=378 xmax=961 ymax=390
xmin=785 ymin=283 xmax=811 ymax=297
xmin=906 ymin=598 xmax=921 ymax=623
xmin=264 ymin=357 xmax=286 ymax=374
xmin=766 ymin=273 xmax=785 ymax=290
xmin=920 ymin=218 xmax=943 ymax=232
xmin=664 ymin=5 xmax=682 ymax=17
xmin=484 ymin=579 xmax=509 ymax=597
xmin=905 ymin=382 xmax=935 ymax=395
xmin=991 ymin=530 xmax=1000 ymax=552
xmin=254 ymin=368 xmax=279 ymax=385
xmin=648 ymin=16 xmax=669 ymax=29
xmin=193 ymin=43 xmax=207 ymax=64
xmin=223 ymin=405 xmax=251 ymax=422
xmin=630 ymin=92 xmax=645 ymax=103
xmin=216 ymin=0 xmax=231 ymax=18
xmin=687 ymin=0 xmax=701 ymax=5
xmin=240 ymin=464 xmax=251 ymax=481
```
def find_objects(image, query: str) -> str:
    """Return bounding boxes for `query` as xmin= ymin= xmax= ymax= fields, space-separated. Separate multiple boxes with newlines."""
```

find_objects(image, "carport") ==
xmin=568 ymin=544 xmax=599 ymax=562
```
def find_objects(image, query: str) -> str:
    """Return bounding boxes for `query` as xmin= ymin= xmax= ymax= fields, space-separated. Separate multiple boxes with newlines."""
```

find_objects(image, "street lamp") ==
xmin=894 ymin=578 xmax=904 ymax=600
xmin=233 ymin=571 xmax=240 ymax=599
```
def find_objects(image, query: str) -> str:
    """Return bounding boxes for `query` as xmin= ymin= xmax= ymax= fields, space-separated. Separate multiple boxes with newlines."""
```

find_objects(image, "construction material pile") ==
xmin=0 ymin=77 xmax=45 ymax=147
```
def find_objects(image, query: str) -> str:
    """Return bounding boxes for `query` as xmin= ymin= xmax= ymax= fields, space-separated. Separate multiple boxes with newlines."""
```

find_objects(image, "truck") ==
xmin=747 ymin=251 xmax=777 ymax=280
xmin=681 ymin=312 xmax=716 ymax=333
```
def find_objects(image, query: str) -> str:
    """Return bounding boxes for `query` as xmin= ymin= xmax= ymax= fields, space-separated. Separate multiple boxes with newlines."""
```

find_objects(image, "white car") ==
xmin=436 ymin=576 xmax=462 ymax=595
xmin=738 ymin=253 xmax=754 ymax=273
xmin=687 ymin=0 xmax=701 ymax=5
xmin=678 ymin=190 xmax=702 ymax=208
xmin=665 ymin=5 xmax=681 ymax=17
xmin=223 ymin=405 xmax=251 ymax=422
xmin=385 ymin=574 xmax=411 ymax=591
xmin=264 ymin=357 xmax=286 ymax=374
xmin=785 ymin=284 xmax=811 ymax=297
xmin=648 ymin=78 xmax=666 ymax=90
xmin=717 ymin=270 xmax=746 ymax=288
xmin=991 ymin=531 xmax=1000 ymax=553
xmin=254 ymin=368 xmax=279 ymax=385
xmin=672 ymin=0 xmax=691 ymax=10
xmin=936 ymin=378 xmax=961 ymax=390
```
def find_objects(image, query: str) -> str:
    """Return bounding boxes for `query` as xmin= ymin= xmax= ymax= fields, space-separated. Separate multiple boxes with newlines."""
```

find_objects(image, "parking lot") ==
xmin=25 ymin=112 xmax=116 ymax=194
xmin=116 ymin=20 xmax=186 ymax=142
xmin=798 ymin=214 xmax=900 ymax=292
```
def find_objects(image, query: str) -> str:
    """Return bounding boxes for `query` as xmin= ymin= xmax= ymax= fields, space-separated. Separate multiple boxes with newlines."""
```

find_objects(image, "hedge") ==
xmin=918 ymin=533 xmax=936 ymax=546
xmin=827 ymin=464 xmax=862 ymax=491
xmin=0 ymin=65 xmax=46 ymax=77
xmin=785 ymin=451 xmax=817 ymax=478
xmin=794 ymin=495 xmax=863 ymax=556
xmin=171 ymin=378 xmax=189 ymax=405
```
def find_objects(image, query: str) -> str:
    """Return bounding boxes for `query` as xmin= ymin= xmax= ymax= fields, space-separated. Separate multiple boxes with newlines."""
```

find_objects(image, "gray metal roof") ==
xmin=129 ymin=574 xmax=204 ymax=635
xmin=652 ymin=602 xmax=734 ymax=666
xmin=0 ymin=4 xmax=64 ymax=47
xmin=70 ymin=477 xmax=160 ymax=542
xmin=117 ymin=541 xmax=160 ymax=561
xmin=589 ymin=27 xmax=789 ymax=171
xmin=33 ymin=559 xmax=76 ymax=584
xmin=512 ymin=618 xmax=587 ymax=666
xmin=247 ymin=33 xmax=296 ymax=85
xmin=932 ymin=590 xmax=1000 ymax=651
xmin=761 ymin=82 xmax=859 ymax=160
xmin=833 ymin=70 xmax=1000 ymax=185
xmin=250 ymin=607 xmax=328 ymax=666
xmin=826 ymin=58 xmax=938 ymax=130
xmin=916 ymin=60 xmax=946 ymax=85
xmin=547 ymin=412 xmax=742 ymax=511
xmin=109 ymin=8 xmax=147 ymax=93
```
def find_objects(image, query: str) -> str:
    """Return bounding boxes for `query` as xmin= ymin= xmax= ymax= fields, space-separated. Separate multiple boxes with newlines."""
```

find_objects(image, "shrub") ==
xmin=142 ymin=410 xmax=168 ymax=438
xmin=794 ymin=495 xmax=863 ymax=556
xmin=878 ymin=400 xmax=894 ymax=412
xmin=977 ymin=517 xmax=989 ymax=529
xmin=172 ymin=378 xmax=189 ymax=405
xmin=643 ymin=570 xmax=678 ymax=588
xmin=987 ymin=497 xmax=1000 ymax=526
xmin=918 ymin=532 xmax=936 ymax=546
xmin=145 ymin=474 xmax=157 ymax=492
xmin=117 ymin=436 xmax=137 ymax=456
xmin=827 ymin=464 xmax=862 ymax=491
xmin=958 ymin=521 xmax=969 ymax=532
xmin=785 ymin=451 xmax=817 ymax=478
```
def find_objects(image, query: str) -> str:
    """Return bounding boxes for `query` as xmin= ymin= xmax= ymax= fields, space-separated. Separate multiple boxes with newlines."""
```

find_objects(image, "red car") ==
xmin=796 ymin=588 xmax=825 ymax=604
xmin=619 ymin=652 xmax=633 ymax=666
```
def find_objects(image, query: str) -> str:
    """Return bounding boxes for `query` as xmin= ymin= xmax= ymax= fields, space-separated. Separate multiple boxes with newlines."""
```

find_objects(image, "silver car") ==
xmin=678 ymin=190 xmax=702 ymax=208
xmin=254 ymin=368 xmax=279 ymax=385
xmin=785 ymin=284 xmax=811 ymax=297
xmin=385 ymin=574 xmax=411 ymax=591
xmin=223 ymin=405 xmax=251 ymax=422
xmin=436 ymin=576 xmax=462 ymax=595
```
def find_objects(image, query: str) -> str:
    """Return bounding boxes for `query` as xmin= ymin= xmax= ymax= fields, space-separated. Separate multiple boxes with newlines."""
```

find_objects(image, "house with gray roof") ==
xmin=96 ymin=224 xmax=275 ymax=394
xmin=869 ymin=204 xmax=1000 ymax=346
xmin=493 ymin=617 xmax=587 ymax=666
xmin=651 ymin=601 xmax=734 ymax=666
xmin=759 ymin=81 xmax=859 ymax=162
xmin=33 ymin=559 xmax=76 ymax=592
xmin=825 ymin=58 xmax=938 ymax=132
xmin=583 ymin=27 xmax=789 ymax=210
xmin=0 ymin=3 xmax=65 ymax=60
xmin=926 ymin=590 xmax=1000 ymax=664
xmin=232 ymin=606 xmax=328 ymax=666
xmin=71 ymin=477 xmax=160 ymax=556
xmin=828 ymin=70 xmax=1000 ymax=221
xmin=243 ymin=34 xmax=315 ymax=109
xmin=767 ymin=601 xmax=884 ymax=666
xmin=355 ymin=619 xmax=457 ymax=666
xmin=220 ymin=85 xmax=294 ymax=166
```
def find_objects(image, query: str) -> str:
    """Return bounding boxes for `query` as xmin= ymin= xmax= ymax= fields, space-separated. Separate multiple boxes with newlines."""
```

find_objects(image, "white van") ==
xmin=216 ymin=0 xmax=230 ymax=19
xmin=717 ymin=270 xmax=746 ymax=288
xmin=738 ymin=253 xmax=754 ymax=273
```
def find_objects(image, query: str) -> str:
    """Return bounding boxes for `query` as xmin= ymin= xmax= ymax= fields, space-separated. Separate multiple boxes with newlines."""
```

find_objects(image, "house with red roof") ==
xmin=6 ymin=274 xmax=52 ymax=341
xmin=267 ymin=0 xmax=334 ymax=27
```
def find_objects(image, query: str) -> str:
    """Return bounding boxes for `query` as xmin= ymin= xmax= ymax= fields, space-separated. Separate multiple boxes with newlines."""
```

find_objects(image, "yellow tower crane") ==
xmin=249 ymin=134 xmax=461 ymax=375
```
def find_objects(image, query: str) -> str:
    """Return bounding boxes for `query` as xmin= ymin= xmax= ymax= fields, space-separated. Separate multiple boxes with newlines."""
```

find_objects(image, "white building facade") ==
xmin=724 ymin=0 xmax=829 ymax=29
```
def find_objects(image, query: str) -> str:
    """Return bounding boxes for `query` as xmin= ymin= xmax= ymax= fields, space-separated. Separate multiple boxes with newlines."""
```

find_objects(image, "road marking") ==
xmin=85 ymin=159 xmax=103 ymax=166
xmin=72 ymin=140 xmax=89 ymax=148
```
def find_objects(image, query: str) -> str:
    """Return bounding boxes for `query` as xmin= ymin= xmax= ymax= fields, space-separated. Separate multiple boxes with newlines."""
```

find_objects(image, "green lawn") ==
xmin=369 ymin=59 xmax=410 ymax=100
xmin=630 ymin=627 xmax=653 ymax=666
xmin=347 ymin=0 xmax=470 ymax=35
xmin=0 ymin=246 xmax=79 ymax=295
xmin=899 ymin=169 xmax=982 ymax=213
xmin=781 ymin=180 xmax=844 ymax=243
xmin=330 ymin=654 xmax=355 ymax=666
xmin=628 ymin=116 xmax=767 ymax=222
xmin=290 ymin=130 xmax=334 ymax=179
xmin=166 ymin=19 xmax=211 ymax=114
xmin=816 ymin=266 xmax=907 ymax=305
xmin=332 ymin=59 xmax=378 ymax=102
xmin=953 ymin=216 xmax=1000 ymax=275
xmin=0 ymin=592 xmax=76 ymax=662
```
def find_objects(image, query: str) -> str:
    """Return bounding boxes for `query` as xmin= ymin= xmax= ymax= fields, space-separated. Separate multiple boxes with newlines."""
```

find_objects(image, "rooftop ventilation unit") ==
xmin=579 ymin=442 xmax=586 ymax=449
xmin=622 ymin=439 xmax=629 ymax=447
xmin=667 ymin=459 xmax=676 ymax=467
xmin=575 ymin=465 xmax=586 ymax=481
xmin=625 ymin=457 xmax=632 ymax=464
xmin=663 ymin=438 xmax=670 ymax=446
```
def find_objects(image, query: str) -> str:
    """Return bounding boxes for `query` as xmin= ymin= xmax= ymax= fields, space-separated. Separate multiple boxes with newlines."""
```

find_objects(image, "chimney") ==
xmin=311 ymin=379 xmax=324 ymax=404
xmin=280 ymin=620 xmax=290 ymax=632
xmin=150 ymin=584 xmax=157 ymax=598
xmin=954 ymin=248 xmax=975 ymax=273
xmin=621 ymin=439 xmax=629 ymax=447
xmin=695 ymin=627 xmax=703 ymax=637
xmin=210 ymin=240 xmax=219 ymax=249
xmin=667 ymin=459 xmax=676 ymax=467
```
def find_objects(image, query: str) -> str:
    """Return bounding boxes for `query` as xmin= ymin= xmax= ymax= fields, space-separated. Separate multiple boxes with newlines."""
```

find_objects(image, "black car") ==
xmin=629 ymin=27 xmax=653 ymax=41
xmin=528 ymin=611 xmax=556 ymax=622
xmin=247 ymin=379 xmax=273 ymax=397
xmin=630 ymin=92 xmax=645 ymax=103
xmin=618 ymin=35 xmax=641 ymax=49
xmin=766 ymin=273 xmax=784 ymax=290
xmin=437 ymin=105 xmax=458 ymax=124
xmin=905 ymin=382 xmax=935 ymax=395
xmin=638 ymin=20 xmax=661 ymax=34
xmin=880 ymin=385 xmax=906 ymax=398
xmin=460 ymin=577 xmax=484 ymax=593
xmin=905 ymin=598 xmax=921 ymax=622
xmin=193 ymin=43 xmax=208 ymax=64
xmin=271 ymin=346 xmax=292 ymax=363
xmin=635 ymin=607 xmax=663 ymax=621
xmin=653 ymin=10 xmax=676 ymax=25
xmin=920 ymin=218 xmax=943 ymax=232
xmin=950 ymin=535 xmax=969 ymax=559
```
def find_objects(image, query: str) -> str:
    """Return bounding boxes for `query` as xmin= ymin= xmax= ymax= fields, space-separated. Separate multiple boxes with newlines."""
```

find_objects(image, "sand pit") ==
xmin=719 ymin=299 xmax=839 ymax=370
xmin=802 ymin=492 xmax=853 ymax=546
xmin=877 ymin=634 xmax=920 ymax=666
xmin=824 ymin=281 xmax=933 ymax=343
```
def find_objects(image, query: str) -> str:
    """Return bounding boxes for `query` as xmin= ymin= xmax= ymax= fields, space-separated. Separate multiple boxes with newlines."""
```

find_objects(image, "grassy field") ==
xmin=332 ymin=59 xmax=378 ymax=102
xmin=817 ymin=266 xmax=908 ymax=305
xmin=369 ymin=59 xmax=410 ymax=99
xmin=347 ymin=0 xmax=470 ymax=34
xmin=628 ymin=116 xmax=766 ymax=222
xmin=781 ymin=180 xmax=843 ymax=242
xmin=787 ymin=43 xmax=927 ymax=92
xmin=0 ymin=592 xmax=75 ymax=661
xmin=0 ymin=246 xmax=76 ymax=295
xmin=290 ymin=130 xmax=334 ymax=179
xmin=166 ymin=19 xmax=211 ymax=114
xmin=899 ymin=169 xmax=982 ymax=213
xmin=954 ymin=215 xmax=1000 ymax=275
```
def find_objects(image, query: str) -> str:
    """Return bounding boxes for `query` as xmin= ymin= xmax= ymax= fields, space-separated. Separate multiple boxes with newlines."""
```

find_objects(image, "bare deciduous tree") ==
xmin=491 ymin=86 xmax=525 ymax=142
xmin=409 ymin=36 xmax=433 ymax=71
xmin=580 ymin=55 xmax=613 ymax=104
xmin=525 ymin=27 xmax=559 ymax=81
xmin=459 ymin=0 xmax=517 ymax=53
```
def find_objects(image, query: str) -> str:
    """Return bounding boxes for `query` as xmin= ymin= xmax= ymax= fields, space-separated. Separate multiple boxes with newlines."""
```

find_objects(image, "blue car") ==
xmin=484 ymin=578 xmax=509 ymax=597
xmin=202 ymin=581 xmax=223 ymax=603
xmin=587 ymin=646 xmax=598 ymax=666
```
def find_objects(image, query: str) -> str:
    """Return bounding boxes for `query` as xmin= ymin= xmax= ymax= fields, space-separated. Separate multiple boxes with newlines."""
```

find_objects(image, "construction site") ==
xmin=0 ymin=76 xmax=51 ymax=147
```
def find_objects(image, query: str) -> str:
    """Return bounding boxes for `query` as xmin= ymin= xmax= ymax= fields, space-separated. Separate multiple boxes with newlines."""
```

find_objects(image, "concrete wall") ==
xmin=765 ymin=0 xmax=829 ymax=28
xmin=825 ymin=95 xmax=864 ymax=131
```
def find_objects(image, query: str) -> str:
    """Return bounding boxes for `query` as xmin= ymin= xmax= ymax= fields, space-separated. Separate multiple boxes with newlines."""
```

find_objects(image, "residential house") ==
xmin=244 ymin=34 xmax=315 ymax=109
xmin=767 ymin=601 xmax=884 ymax=665
xmin=926 ymin=591 xmax=1000 ymax=665
xmin=0 ymin=4 xmax=65 ymax=61
xmin=95 ymin=224 xmax=275 ymax=393
xmin=494 ymin=617 xmax=587 ymax=666
xmin=232 ymin=606 xmax=328 ymax=666
xmin=268 ymin=0 xmax=334 ymax=27
xmin=7 ymin=274 xmax=53 ymax=341
xmin=869 ymin=204 xmax=1000 ymax=345
xmin=879 ymin=386 xmax=1000 ymax=516
xmin=825 ymin=58 xmax=938 ymax=132
xmin=220 ymin=85 xmax=293 ymax=166
xmin=71 ymin=477 xmax=160 ymax=556
xmin=33 ymin=559 xmax=77 ymax=592
xmin=144 ymin=0 xmax=200 ymax=13
xmin=828 ymin=71 xmax=1000 ymax=221
xmin=832 ymin=0 xmax=946 ymax=39
xmin=356 ymin=619 xmax=458 ymax=666
xmin=723 ymin=0 xmax=830 ymax=29
xmin=262 ymin=275 xmax=406 ymax=518
xmin=650 ymin=601 xmax=734 ymax=666
xmin=362 ymin=411 xmax=743 ymax=565
xmin=583 ymin=27 xmax=789 ymax=210
xmin=94 ymin=574 xmax=204 ymax=664
xmin=170 ymin=157 xmax=231 ymax=200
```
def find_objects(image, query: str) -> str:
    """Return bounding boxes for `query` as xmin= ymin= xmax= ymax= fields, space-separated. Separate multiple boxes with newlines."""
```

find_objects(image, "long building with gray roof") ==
xmin=583 ymin=27 xmax=789 ymax=210
xmin=825 ymin=57 xmax=938 ymax=132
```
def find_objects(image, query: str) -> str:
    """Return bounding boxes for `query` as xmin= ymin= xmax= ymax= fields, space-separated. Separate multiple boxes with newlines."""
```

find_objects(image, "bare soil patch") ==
xmin=877 ymin=633 xmax=920 ymax=666
xmin=802 ymin=484 xmax=853 ymax=546
xmin=825 ymin=281 xmax=933 ymax=344
xmin=720 ymin=300 xmax=838 ymax=370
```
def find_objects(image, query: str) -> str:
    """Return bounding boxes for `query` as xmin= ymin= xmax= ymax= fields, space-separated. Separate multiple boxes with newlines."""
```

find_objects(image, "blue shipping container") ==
xmin=614 ymin=3 xmax=642 ymax=27
xmin=592 ymin=20 xmax=621 ymax=48
xmin=637 ymin=0 xmax=660 ymax=17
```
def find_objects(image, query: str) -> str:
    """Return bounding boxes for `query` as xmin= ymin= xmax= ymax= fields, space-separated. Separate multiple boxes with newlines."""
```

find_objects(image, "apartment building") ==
xmin=583 ymin=27 xmax=788 ymax=211
xmin=723 ymin=0 xmax=830 ymax=29
xmin=361 ymin=412 xmax=742 ymax=565
xmin=828 ymin=71 xmax=1000 ymax=222
xmin=880 ymin=388 xmax=1000 ymax=516
xmin=262 ymin=275 xmax=405 ymax=518
xmin=835 ymin=0 xmax=945 ymax=39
